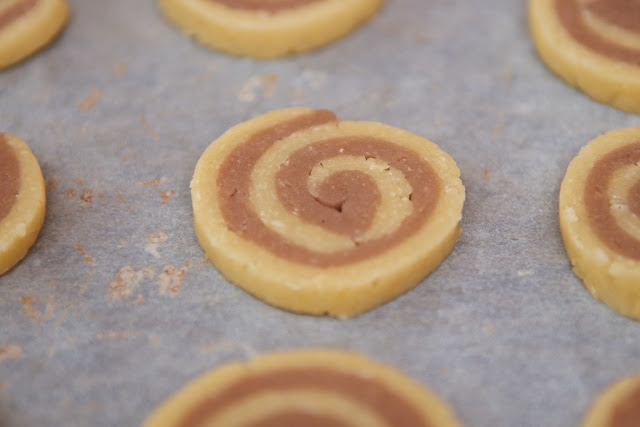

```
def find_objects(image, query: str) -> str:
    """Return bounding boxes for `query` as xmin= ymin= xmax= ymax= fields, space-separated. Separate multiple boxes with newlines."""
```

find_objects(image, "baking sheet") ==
xmin=1 ymin=0 xmax=640 ymax=426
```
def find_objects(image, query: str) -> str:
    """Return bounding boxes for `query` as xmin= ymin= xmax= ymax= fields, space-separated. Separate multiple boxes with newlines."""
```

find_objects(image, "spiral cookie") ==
xmin=529 ymin=0 xmax=640 ymax=113
xmin=191 ymin=108 xmax=464 ymax=318
xmin=0 ymin=133 xmax=46 ymax=275
xmin=143 ymin=349 xmax=461 ymax=427
xmin=582 ymin=375 xmax=640 ymax=427
xmin=0 ymin=0 xmax=69 ymax=70
xmin=157 ymin=0 xmax=384 ymax=58
xmin=559 ymin=127 xmax=640 ymax=320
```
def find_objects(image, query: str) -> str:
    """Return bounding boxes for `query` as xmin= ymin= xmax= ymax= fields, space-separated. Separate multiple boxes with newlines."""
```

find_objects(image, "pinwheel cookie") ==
xmin=529 ymin=0 xmax=640 ymax=113
xmin=0 ymin=133 xmax=46 ymax=275
xmin=143 ymin=349 xmax=461 ymax=427
xmin=157 ymin=0 xmax=384 ymax=58
xmin=0 ymin=0 xmax=69 ymax=70
xmin=191 ymin=108 xmax=465 ymax=318
xmin=582 ymin=375 xmax=640 ymax=427
xmin=560 ymin=127 xmax=640 ymax=320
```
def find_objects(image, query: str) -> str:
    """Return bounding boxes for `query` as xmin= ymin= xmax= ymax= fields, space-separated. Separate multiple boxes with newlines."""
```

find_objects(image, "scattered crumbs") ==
xmin=74 ymin=178 xmax=84 ymax=186
xmin=130 ymin=294 xmax=145 ymax=305
xmin=67 ymin=189 xmax=77 ymax=198
xmin=145 ymin=231 xmax=168 ymax=259
xmin=0 ymin=345 xmax=22 ymax=362
xmin=106 ymin=267 xmax=155 ymax=301
xmin=158 ymin=261 xmax=193 ymax=296
xmin=238 ymin=74 xmax=278 ymax=102
xmin=141 ymin=113 xmax=160 ymax=139
xmin=98 ymin=193 xmax=104 ymax=200
xmin=45 ymin=176 xmax=58 ymax=191
xmin=112 ymin=62 xmax=128 ymax=77
xmin=197 ymin=257 xmax=210 ymax=268
xmin=137 ymin=177 xmax=166 ymax=187
xmin=116 ymin=194 xmax=127 ymax=203
xmin=20 ymin=296 xmax=54 ymax=323
xmin=148 ymin=334 xmax=162 ymax=346
xmin=75 ymin=243 xmax=96 ymax=265
xmin=80 ymin=189 xmax=94 ymax=205
xmin=483 ymin=168 xmax=490 ymax=180
xmin=161 ymin=190 xmax=176 ymax=205
xmin=493 ymin=111 xmax=505 ymax=137
xmin=118 ymin=240 xmax=128 ymax=249
xmin=121 ymin=156 xmax=130 ymax=162
xmin=97 ymin=331 xmax=140 ymax=340
xmin=78 ymin=88 xmax=103 ymax=112
xmin=518 ymin=270 xmax=534 ymax=277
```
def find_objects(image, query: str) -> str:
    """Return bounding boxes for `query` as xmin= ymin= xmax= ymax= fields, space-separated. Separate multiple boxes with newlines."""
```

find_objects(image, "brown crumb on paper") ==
xmin=20 ymin=296 xmax=54 ymax=323
xmin=158 ymin=262 xmax=192 ymax=296
xmin=0 ymin=345 xmax=22 ymax=362
xmin=78 ymin=88 xmax=103 ymax=112
xmin=141 ymin=113 xmax=160 ymax=139
xmin=106 ymin=267 xmax=155 ymax=301
xmin=45 ymin=176 xmax=58 ymax=191
xmin=145 ymin=231 xmax=168 ymax=259
xmin=493 ymin=111 xmax=505 ymax=137
xmin=483 ymin=168 xmax=490 ymax=180
xmin=161 ymin=190 xmax=176 ymax=205
xmin=137 ymin=177 xmax=166 ymax=187
xmin=80 ymin=189 xmax=93 ymax=205
xmin=239 ymin=74 xmax=278 ymax=102
xmin=75 ymin=243 xmax=96 ymax=265
xmin=67 ymin=189 xmax=77 ymax=198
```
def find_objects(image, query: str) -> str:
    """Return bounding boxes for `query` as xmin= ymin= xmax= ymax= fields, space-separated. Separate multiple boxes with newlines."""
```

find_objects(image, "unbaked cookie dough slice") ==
xmin=0 ymin=0 xmax=69 ymax=70
xmin=529 ymin=0 xmax=640 ymax=113
xmin=157 ymin=0 xmax=384 ymax=58
xmin=191 ymin=108 xmax=465 ymax=318
xmin=0 ymin=133 xmax=46 ymax=275
xmin=582 ymin=375 xmax=640 ymax=427
xmin=143 ymin=349 xmax=461 ymax=427
xmin=560 ymin=127 xmax=640 ymax=320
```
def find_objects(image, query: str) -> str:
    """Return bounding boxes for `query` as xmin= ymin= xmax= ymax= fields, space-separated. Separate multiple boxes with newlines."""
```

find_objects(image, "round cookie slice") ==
xmin=559 ymin=127 xmax=640 ymax=320
xmin=143 ymin=349 xmax=461 ymax=427
xmin=191 ymin=108 xmax=465 ymax=318
xmin=582 ymin=375 xmax=640 ymax=427
xmin=157 ymin=0 xmax=384 ymax=58
xmin=529 ymin=0 xmax=640 ymax=114
xmin=0 ymin=133 xmax=46 ymax=275
xmin=0 ymin=0 xmax=69 ymax=70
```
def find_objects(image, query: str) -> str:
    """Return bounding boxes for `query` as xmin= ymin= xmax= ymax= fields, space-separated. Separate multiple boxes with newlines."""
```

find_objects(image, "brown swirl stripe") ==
xmin=0 ymin=0 xmax=39 ymax=30
xmin=555 ymin=0 xmax=640 ymax=65
xmin=217 ymin=109 xmax=441 ymax=267
xmin=179 ymin=367 xmax=431 ymax=427
xmin=206 ymin=0 xmax=323 ymax=12
xmin=610 ymin=384 xmax=640 ymax=427
xmin=584 ymin=141 xmax=640 ymax=260
xmin=0 ymin=134 xmax=21 ymax=222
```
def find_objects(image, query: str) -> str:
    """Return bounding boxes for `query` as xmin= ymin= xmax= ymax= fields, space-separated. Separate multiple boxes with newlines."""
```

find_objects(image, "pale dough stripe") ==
xmin=250 ymin=124 xmax=414 ymax=254
xmin=608 ymin=164 xmax=640 ymax=242
xmin=582 ymin=9 xmax=640 ymax=51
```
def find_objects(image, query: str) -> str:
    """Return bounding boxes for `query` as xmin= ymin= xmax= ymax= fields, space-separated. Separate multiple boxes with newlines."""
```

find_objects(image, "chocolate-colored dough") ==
xmin=584 ymin=142 xmax=640 ymax=260
xmin=217 ymin=110 xmax=441 ymax=267
xmin=247 ymin=412 xmax=352 ymax=427
xmin=0 ymin=0 xmax=38 ymax=30
xmin=0 ymin=134 xmax=21 ymax=222
xmin=609 ymin=384 xmax=640 ymax=427
xmin=555 ymin=0 xmax=640 ymax=65
xmin=179 ymin=367 xmax=431 ymax=427
xmin=207 ymin=0 xmax=322 ymax=13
